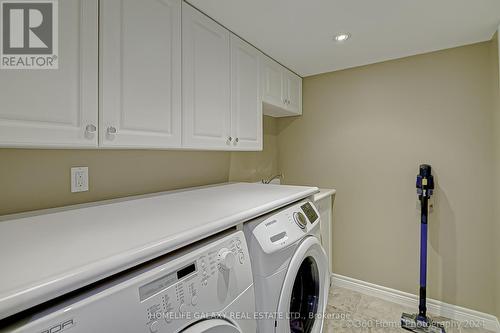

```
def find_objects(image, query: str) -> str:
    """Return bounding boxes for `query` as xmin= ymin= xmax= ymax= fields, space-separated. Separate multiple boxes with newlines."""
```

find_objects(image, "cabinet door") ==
xmin=261 ymin=56 xmax=285 ymax=109
xmin=230 ymin=35 xmax=262 ymax=151
xmin=285 ymin=70 xmax=302 ymax=115
xmin=0 ymin=0 xmax=98 ymax=148
xmin=182 ymin=3 xmax=231 ymax=149
xmin=100 ymin=0 xmax=181 ymax=148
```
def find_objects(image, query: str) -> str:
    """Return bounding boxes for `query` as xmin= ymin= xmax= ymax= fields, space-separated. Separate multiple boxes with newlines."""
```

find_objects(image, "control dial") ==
xmin=293 ymin=212 xmax=308 ymax=229
xmin=217 ymin=248 xmax=236 ymax=270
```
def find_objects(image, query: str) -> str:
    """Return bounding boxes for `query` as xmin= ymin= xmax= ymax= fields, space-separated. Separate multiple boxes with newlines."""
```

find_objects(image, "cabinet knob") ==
xmin=107 ymin=126 xmax=117 ymax=135
xmin=85 ymin=124 xmax=96 ymax=133
xmin=228 ymin=136 xmax=233 ymax=142
xmin=235 ymin=137 xmax=239 ymax=143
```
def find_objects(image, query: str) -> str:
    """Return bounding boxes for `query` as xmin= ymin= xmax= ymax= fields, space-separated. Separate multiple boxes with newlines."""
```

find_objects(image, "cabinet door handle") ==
xmin=85 ymin=124 xmax=96 ymax=133
xmin=107 ymin=126 xmax=117 ymax=135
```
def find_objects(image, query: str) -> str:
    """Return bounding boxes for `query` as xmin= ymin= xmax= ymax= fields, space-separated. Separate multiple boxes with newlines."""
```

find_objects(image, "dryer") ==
xmin=244 ymin=200 xmax=329 ymax=333
xmin=1 ymin=230 xmax=256 ymax=333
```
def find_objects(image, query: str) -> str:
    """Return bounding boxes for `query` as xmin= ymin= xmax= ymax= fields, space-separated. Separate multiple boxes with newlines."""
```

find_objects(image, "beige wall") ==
xmin=278 ymin=42 xmax=498 ymax=314
xmin=0 ymin=149 xmax=230 ymax=216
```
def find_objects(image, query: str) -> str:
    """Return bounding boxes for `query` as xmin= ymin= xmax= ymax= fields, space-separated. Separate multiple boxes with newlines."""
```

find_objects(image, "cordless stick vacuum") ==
xmin=401 ymin=165 xmax=446 ymax=333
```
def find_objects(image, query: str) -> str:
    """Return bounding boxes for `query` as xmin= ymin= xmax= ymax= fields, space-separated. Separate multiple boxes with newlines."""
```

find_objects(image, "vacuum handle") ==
xmin=416 ymin=164 xmax=434 ymax=200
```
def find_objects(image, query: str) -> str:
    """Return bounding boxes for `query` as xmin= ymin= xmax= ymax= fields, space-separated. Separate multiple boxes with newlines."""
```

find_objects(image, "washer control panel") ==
xmin=2 ymin=231 xmax=252 ymax=333
xmin=293 ymin=211 xmax=308 ymax=229
xmin=251 ymin=200 xmax=321 ymax=254
xmin=141 ymin=233 xmax=250 ymax=332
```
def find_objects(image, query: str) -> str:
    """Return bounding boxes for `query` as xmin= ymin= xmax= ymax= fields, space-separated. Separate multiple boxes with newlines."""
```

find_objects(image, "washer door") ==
xmin=276 ymin=236 xmax=329 ymax=333
xmin=181 ymin=319 xmax=241 ymax=333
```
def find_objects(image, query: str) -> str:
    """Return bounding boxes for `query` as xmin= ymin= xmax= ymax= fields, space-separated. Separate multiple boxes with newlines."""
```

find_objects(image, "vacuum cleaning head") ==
xmin=401 ymin=313 xmax=446 ymax=333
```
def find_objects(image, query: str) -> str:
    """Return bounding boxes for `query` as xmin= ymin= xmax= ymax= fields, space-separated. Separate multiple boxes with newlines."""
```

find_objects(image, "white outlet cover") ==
xmin=71 ymin=167 xmax=89 ymax=193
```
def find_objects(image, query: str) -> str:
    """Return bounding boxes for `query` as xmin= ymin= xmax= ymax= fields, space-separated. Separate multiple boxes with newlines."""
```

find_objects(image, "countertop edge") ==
xmin=313 ymin=188 xmax=337 ymax=202
xmin=0 ymin=185 xmax=318 ymax=320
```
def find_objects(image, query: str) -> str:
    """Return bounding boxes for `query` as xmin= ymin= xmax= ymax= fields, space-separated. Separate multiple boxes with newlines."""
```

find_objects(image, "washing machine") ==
xmin=1 ymin=230 xmax=256 ymax=333
xmin=244 ymin=200 xmax=329 ymax=333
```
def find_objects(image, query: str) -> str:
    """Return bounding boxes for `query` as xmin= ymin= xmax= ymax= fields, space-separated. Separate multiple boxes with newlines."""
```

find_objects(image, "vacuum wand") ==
xmin=401 ymin=165 xmax=445 ymax=333
xmin=417 ymin=165 xmax=433 ymax=319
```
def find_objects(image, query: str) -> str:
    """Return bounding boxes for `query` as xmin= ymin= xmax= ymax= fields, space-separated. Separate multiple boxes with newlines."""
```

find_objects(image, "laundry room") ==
xmin=0 ymin=1 xmax=500 ymax=333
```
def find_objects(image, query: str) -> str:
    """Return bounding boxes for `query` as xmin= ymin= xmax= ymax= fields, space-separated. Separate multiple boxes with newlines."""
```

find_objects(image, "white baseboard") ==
xmin=331 ymin=273 xmax=500 ymax=333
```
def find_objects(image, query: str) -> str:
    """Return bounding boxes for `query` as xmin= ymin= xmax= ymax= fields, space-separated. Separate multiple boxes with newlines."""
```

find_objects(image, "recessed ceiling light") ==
xmin=334 ymin=33 xmax=351 ymax=42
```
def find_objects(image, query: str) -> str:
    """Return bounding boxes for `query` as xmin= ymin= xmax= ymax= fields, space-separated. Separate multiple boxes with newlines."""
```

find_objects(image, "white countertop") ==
xmin=0 ymin=182 xmax=318 ymax=319
xmin=313 ymin=188 xmax=336 ymax=202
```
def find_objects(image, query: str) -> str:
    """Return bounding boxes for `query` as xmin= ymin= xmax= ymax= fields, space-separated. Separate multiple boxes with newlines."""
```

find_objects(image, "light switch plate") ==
xmin=71 ymin=167 xmax=89 ymax=193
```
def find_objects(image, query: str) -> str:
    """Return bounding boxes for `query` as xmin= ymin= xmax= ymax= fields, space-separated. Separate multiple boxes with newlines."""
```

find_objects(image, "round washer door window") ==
xmin=289 ymin=257 xmax=320 ymax=332
xmin=275 ymin=236 xmax=329 ymax=333
xmin=181 ymin=319 xmax=241 ymax=333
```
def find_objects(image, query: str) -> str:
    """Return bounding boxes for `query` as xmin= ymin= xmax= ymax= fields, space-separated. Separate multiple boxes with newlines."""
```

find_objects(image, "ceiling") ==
xmin=187 ymin=0 xmax=500 ymax=77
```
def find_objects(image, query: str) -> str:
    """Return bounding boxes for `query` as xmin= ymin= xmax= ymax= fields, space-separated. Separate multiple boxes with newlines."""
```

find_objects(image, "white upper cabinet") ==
xmin=182 ymin=3 xmax=232 ymax=150
xmin=230 ymin=35 xmax=262 ymax=151
xmin=100 ymin=0 xmax=182 ymax=148
xmin=182 ymin=4 xmax=262 ymax=151
xmin=261 ymin=56 xmax=284 ymax=108
xmin=0 ymin=0 xmax=98 ymax=148
xmin=261 ymin=55 xmax=302 ymax=117
xmin=0 ymin=1 xmax=285 ymax=150
xmin=284 ymin=71 xmax=302 ymax=115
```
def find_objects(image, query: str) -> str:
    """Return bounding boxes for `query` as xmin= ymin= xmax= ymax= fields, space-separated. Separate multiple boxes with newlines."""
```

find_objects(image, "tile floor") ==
xmin=324 ymin=287 xmax=493 ymax=333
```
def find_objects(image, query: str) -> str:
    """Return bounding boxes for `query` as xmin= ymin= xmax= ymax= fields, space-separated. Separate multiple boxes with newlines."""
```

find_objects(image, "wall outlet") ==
xmin=71 ymin=167 xmax=89 ymax=193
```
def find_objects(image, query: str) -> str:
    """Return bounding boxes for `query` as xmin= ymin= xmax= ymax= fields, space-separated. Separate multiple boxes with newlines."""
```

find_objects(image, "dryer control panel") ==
xmin=251 ymin=200 xmax=321 ymax=254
